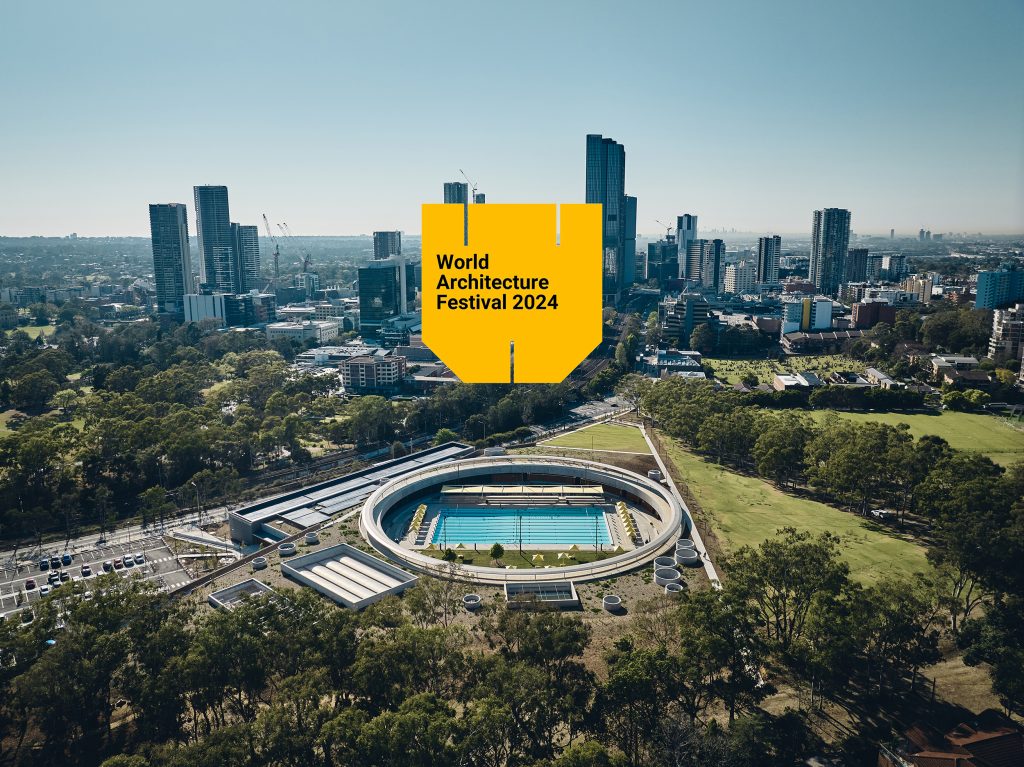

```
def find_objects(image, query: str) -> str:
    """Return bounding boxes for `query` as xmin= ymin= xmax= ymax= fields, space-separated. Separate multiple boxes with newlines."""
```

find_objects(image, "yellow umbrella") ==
xmin=568 ymin=544 xmax=580 ymax=551
xmin=531 ymin=553 xmax=545 ymax=562
xmin=425 ymin=543 xmax=437 ymax=550
xmin=557 ymin=552 xmax=569 ymax=560
xmin=456 ymin=542 xmax=466 ymax=549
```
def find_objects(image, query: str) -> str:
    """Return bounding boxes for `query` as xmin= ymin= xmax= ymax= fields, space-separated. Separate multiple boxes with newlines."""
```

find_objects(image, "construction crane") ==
xmin=262 ymin=214 xmax=280 ymax=283
xmin=460 ymin=169 xmax=478 ymax=200
xmin=277 ymin=222 xmax=313 ymax=273
xmin=655 ymin=219 xmax=674 ymax=239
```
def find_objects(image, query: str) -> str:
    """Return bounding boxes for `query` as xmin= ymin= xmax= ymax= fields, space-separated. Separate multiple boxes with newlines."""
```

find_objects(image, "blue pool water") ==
xmin=430 ymin=506 xmax=611 ymax=546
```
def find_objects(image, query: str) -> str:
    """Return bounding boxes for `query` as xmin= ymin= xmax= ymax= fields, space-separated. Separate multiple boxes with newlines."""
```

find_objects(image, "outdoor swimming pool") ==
xmin=430 ymin=506 xmax=611 ymax=546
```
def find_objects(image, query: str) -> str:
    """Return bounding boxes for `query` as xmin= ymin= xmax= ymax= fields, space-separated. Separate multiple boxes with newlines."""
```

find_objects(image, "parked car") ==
xmin=49 ymin=557 xmax=61 ymax=569
xmin=58 ymin=571 xmax=70 ymax=582
xmin=133 ymin=553 xmax=145 ymax=565
xmin=39 ymin=585 xmax=51 ymax=597
xmin=122 ymin=555 xmax=134 ymax=568
xmin=25 ymin=578 xmax=36 ymax=590
xmin=47 ymin=572 xmax=59 ymax=585
xmin=39 ymin=559 xmax=50 ymax=571
xmin=61 ymin=553 xmax=73 ymax=566
xmin=113 ymin=559 xmax=123 ymax=571
xmin=102 ymin=560 xmax=113 ymax=572
xmin=81 ymin=564 xmax=92 ymax=577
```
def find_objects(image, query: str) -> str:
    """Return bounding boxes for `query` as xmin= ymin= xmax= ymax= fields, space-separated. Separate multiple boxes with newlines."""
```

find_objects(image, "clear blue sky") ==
xmin=2 ymin=0 xmax=1023 ymax=237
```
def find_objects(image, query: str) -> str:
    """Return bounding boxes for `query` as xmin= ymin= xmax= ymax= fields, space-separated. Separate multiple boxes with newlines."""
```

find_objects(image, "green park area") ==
xmin=807 ymin=409 xmax=1024 ymax=467
xmin=661 ymin=437 xmax=931 ymax=585
xmin=540 ymin=422 xmax=651 ymax=453
xmin=6 ymin=324 xmax=56 ymax=340
xmin=706 ymin=353 xmax=860 ymax=386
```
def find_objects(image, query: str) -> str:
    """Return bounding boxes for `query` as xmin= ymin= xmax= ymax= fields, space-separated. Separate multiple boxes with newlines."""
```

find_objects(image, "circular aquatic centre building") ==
xmin=359 ymin=455 xmax=688 ymax=584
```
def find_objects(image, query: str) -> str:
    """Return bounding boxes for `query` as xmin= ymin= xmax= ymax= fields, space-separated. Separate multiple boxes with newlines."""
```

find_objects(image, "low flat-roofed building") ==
xmin=796 ymin=371 xmax=823 ymax=387
xmin=266 ymin=319 xmax=340 ymax=345
xmin=641 ymin=349 xmax=703 ymax=378
xmin=505 ymin=581 xmax=580 ymax=609
xmin=782 ymin=329 xmax=865 ymax=354
xmin=772 ymin=374 xmax=803 ymax=391
xmin=208 ymin=579 xmax=277 ymax=611
xmin=930 ymin=354 xmax=979 ymax=375
xmin=282 ymin=543 xmax=418 ymax=610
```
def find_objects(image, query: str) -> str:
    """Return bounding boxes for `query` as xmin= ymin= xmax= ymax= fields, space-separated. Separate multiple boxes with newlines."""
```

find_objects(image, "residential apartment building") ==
xmin=988 ymin=303 xmax=1024 ymax=361
xmin=340 ymin=354 xmax=408 ymax=393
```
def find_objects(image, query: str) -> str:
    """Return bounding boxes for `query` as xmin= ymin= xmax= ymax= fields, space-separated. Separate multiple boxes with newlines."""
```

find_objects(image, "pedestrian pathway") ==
xmin=639 ymin=424 xmax=722 ymax=589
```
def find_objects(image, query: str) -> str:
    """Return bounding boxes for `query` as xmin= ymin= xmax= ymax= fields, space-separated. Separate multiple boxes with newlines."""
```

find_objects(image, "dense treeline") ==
xmin=0 ymin=527 xmax=973 ymax=767
xmin=0 ymin=316 xmax=582 ymax=543
xmin=626 ymin=373 xmax=1024 ymax=712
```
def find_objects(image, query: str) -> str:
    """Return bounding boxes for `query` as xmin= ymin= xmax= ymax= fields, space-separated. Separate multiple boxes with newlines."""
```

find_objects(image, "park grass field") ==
xmin=661 ymin=437 xmax=931 ymax=585
xmin=6 ymin=324 xmax=56 ymax=340
xmin=540 ymin=422 xmax=651 ymax=453
xmin=807 ymin=409 xmax=1024 ymax=467
xmin=706 ymin=353 xmax=861 ymax=386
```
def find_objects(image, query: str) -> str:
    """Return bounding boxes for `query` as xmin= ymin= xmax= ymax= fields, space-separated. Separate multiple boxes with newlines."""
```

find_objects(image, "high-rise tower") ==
xmin=149 ymin=203 xmax=193 ymax=314
xmin=194 ymin=185 xmax=234 ymax=292
xmin=810 ymin=208 xmax=851 ymax=297
xmin=586 ymin=134 xmax=627 ymax=305
xmin=232 ymin=223 xmax=260 ymax=293
xmin=676 ymin=215 xmax=698 ymax=280
xmin=756 ymin=235 xmax=781 ymax=284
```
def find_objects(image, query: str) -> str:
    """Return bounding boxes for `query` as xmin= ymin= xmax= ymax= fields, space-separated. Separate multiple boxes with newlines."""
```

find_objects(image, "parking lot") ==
xmin=0 ymin=535 xmax=189 ymax=617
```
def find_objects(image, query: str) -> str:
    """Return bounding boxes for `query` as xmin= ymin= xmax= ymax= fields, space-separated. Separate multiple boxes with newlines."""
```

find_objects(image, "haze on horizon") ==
xmin=2 ymin=0 xmax=1022 ymax=238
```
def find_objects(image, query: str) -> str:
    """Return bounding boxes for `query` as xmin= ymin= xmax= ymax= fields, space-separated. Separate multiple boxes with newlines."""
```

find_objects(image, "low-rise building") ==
xmin=340 ymin=354 xmax=408 ymax=393
xmin=641 ymin=349 xmax=703 ymax=378
xmin=781 ymin=329 xmax=865 ymax=354
xmin=877 ymin=708 xmax=1023 ymax=767
xmin=852 ymin=300 xmax=897 ymax=329
xmin=185 ymin=291 xmax=277 ymax=328
xmin=929 ymin=354 xmax=979 ymax=376
xmin=265 ymin=320 xmax=340 ymax=345
xmin=864 ymin=367 xmax=897 ymax=388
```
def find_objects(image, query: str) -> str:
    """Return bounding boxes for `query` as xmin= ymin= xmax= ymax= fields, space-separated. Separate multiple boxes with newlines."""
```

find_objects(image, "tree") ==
xmin=614 ymin=374 xmax=652 ymax=416
xmin=11 ymin=370 xmax=59 ymax=411
xmin=357 ymin=693 xmax=460 ymax=767
xmin=689 ymin=323 xmax=715 ymax=354
xmin=864 ymin=576 xmax=941 ymax=692
xmin=729 ymin=528 xmax=850 ymax=651
xmin=614 ymin=342 xmax=630 ymax=369
xmin=51 ymin=388 xmax=78 ymax=418
xmin=597 ymin=646 xmax=678 ymax=765
xmin=433 ymin=427 xmax=459 ymax=446
xmin=960 ymin=595 xmax=1024 ymax=715
xmin=752 ymin=413 xmax=811 ymax=487
xmin=489 ymin=542 xmax=505 ymax=565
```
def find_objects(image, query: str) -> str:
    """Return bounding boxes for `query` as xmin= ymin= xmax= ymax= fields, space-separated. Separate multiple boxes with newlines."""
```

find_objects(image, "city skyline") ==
xmin=2 ymin=0 xmax=1023 ymax=237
